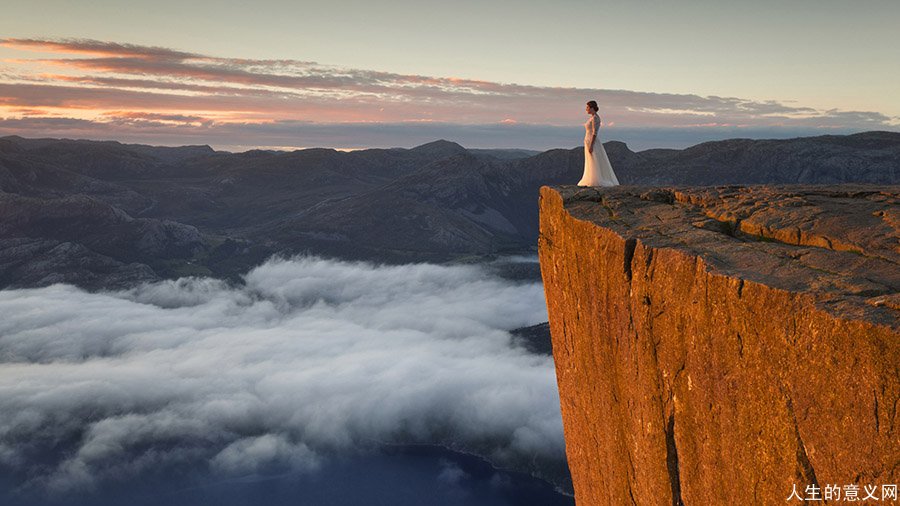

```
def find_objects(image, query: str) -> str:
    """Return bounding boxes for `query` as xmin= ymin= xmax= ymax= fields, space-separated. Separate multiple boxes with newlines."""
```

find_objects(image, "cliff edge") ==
xmin=538 ymin=185 xmax=899 ymax=505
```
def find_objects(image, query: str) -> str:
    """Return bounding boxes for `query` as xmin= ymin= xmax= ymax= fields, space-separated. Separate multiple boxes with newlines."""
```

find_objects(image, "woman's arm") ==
xmin=589 ymin=116 xmax=598 ymax=153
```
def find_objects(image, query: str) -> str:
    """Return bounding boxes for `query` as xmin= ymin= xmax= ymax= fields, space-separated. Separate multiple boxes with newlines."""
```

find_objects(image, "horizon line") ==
xmin=3 ymin=129 xmax=898 ymax=156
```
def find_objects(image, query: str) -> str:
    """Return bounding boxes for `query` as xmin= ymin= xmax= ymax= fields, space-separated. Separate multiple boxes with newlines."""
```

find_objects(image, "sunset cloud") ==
xmin=2 ymin=37 xmax=204 ymax=60
xmin=0 ymin=37 xmax=897 ymax=150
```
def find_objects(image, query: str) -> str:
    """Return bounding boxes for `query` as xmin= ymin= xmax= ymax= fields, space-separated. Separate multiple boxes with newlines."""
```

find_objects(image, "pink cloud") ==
xmin=1 ymin=37 xmax=201 ymax=60
xmin=0 ymin=37 xmax=896 ymax=148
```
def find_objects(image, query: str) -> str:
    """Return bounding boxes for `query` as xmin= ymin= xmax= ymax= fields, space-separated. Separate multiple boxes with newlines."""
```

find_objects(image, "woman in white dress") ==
xmin=578 ymin=100 xmax=620 ymax=187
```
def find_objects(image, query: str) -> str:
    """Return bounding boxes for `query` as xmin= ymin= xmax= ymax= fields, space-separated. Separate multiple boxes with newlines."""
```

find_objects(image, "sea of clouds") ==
xmin=0 ymin=255 xmax=564 ymax=496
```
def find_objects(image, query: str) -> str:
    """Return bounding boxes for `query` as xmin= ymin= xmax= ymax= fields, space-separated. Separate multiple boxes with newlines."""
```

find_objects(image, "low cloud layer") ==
xmin=0 ymin=255 xmax=562 ymax=495
xmin=1 ymin=37 xmax=896 ymax=150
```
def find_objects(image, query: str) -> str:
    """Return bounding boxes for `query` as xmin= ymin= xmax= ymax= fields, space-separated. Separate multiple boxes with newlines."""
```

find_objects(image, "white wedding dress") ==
xmin=578 ymin=113 xmax=619 ymax=186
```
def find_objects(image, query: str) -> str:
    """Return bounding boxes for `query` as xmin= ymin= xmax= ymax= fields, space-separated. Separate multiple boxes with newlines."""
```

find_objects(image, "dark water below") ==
xmin=1 ymin=445 xmax=574 ymax=506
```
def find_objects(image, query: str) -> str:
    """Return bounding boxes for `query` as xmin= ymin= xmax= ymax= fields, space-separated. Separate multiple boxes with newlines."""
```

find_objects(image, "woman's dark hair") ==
xmin=587 ymin=100 xmax=598 ymax=112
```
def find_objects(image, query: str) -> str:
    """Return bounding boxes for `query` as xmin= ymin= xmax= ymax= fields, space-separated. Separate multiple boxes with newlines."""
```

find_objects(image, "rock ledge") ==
xmin=538 ymin=184 xmax=898 ymax=505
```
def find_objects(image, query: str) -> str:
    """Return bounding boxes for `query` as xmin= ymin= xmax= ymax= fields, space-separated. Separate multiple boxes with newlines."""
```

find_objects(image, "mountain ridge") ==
xmin=0 ymin=131 xmax=898 ymax=290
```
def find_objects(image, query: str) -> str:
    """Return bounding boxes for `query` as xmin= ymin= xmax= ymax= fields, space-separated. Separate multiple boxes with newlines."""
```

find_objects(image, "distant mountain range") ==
xmin=1 ymin=131 xmax=898 ymax=290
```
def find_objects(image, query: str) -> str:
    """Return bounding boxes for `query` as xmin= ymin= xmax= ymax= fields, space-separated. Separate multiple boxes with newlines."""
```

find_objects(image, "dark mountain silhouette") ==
xmin=1 ymin=131 xmax=898 ymax=290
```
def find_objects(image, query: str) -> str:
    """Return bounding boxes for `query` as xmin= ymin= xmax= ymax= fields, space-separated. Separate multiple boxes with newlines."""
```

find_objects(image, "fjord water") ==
xmin=2 ymin=446 xmax=572 ymax=506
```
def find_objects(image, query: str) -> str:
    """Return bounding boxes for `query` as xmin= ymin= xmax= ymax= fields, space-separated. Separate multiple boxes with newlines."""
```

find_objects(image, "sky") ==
xmin=1 ymin=0 xmax=898 ymax=151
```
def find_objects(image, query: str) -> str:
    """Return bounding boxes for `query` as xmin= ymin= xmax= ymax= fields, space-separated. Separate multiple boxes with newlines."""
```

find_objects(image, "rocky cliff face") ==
xmin=538 ymin=185 xmax=898 ymax=505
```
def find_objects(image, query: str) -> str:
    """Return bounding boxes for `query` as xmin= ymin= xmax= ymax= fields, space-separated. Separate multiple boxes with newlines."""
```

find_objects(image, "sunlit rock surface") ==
xmin=538 ymin=184 xmax=899 ymax=505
